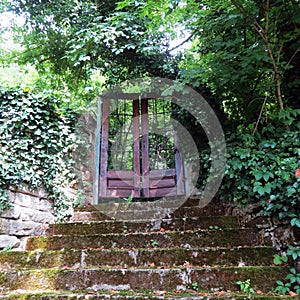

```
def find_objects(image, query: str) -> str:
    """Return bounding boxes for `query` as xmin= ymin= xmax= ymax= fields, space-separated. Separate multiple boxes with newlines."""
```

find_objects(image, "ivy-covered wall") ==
xmin=0 ymin=88 xmax=83 ymax=248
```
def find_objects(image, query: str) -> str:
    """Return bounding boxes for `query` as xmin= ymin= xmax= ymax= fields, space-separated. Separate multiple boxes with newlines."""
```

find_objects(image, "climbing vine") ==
xmin=199 ymin=110 xmax=300 ymax=228
xmin=0 ymin=88 xmax=78 ymax=220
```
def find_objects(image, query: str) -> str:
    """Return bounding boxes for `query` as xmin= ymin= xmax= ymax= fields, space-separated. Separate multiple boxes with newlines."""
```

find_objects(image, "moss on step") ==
xmin=0 ymin=265 xmax=288 ymax=292
xmin=0 ymin=246 xmax=276 ymax=270
xmin=0 ymin=289 xmax=295 ymax=299
xmin=25 ymin=228 xmax=262 ymax=251
xmin=47 ymin=216 xmax=239 ymax=236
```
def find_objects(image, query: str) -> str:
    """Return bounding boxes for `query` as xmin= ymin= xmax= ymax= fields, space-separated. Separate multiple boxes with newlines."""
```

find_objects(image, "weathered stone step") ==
xmin=85 ymin=196 xmax=224 ymax=211
xmin=25 ymin=228 xmax=263 ymax=251
xmin=0 ymin=246 xmax=276 ymax=270
xmin=0 ymin=266 xmax=288 ymax=293
xmin=71 ymin=198 xmax=227 ymax=222
xmin=0 ymin=290 xmax=289 ymax=299
xmin=47 ymin=216 xmax=239 ymax=236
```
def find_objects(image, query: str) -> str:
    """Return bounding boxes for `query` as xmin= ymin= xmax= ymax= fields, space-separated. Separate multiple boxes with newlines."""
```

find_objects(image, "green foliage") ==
xmin=0 ymin=87 xmax=77 ymax=220
xmin=73 ymin=189 xmax=86 ymax=209
xmin=1 ymin=245 xmax=13 ymax=252
xmin=275 ymin=269 xmax=300 ymax=294
xmin=4 ymin=0 xmax=178 ymax=90
xmin=273 ymin=254 xmax=288 ymax=266
xmin=274 ymin=246 xmax=300 ymax=295
xmin=178 ymin=0 xmax=300 ymax=122
xmin=123 ymin=195 xmax=133 ymax=204
xmin=236 ymin=279 xmax=255 ymax=299
xmin=150 ymin=239 xmax=159 ymax=247
xmin=204 ymin=115 xmax=300 ymax=224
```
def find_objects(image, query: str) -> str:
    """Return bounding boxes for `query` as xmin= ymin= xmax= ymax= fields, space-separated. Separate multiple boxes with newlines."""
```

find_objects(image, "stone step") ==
xmin=0 ymin=246 xmax=276 ymax=270
xmin=71 ymin=206 xmax=228 ymax=223
xmin=47 ymin=216 xmax=239 ymax=236
xmin=71 ymin=198 xmax=227 ymax=222
xmin=86 ymin=196 xmax=224 ymax=211
xmin=0 ymin=290 xmax=287 ymax=299
xmin=0 ymin=266 xmax=288 ymax=293
xmin=25 ymin=228 xmax=263 ymax=251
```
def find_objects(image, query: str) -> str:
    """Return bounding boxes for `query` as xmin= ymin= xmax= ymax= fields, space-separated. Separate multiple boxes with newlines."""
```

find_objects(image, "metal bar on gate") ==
xmin=94 ymin=96 xmax=102 ymax=204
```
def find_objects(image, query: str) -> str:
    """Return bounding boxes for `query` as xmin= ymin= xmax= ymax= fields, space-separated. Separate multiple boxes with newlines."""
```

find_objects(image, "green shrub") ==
xmin=199 ymin=111 xmax=300 ymax=227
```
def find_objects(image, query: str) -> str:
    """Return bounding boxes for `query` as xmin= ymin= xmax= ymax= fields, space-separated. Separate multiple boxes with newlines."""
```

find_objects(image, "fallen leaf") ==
xmin=154 ymin=290 xmax=166 ymax=296
xmin=289 ymin=291 xmax=298 ymax=297
xmin=160 ymin=228 xmax=166 ymax=232
xmin=256 ymin=290 xmax=263 ymax=295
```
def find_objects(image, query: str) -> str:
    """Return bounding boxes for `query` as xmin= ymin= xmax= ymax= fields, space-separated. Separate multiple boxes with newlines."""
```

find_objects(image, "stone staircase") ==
xmin=0 ymin=197 xmax=290 ymax=299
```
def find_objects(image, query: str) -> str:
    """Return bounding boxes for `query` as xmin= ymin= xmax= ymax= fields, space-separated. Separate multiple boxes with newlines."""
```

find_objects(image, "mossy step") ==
xmin=0 ymin=289 xmax=292 ymax=299
xmin=78 ymin=196 xmax=223 ymax=211
xmin=71 ymin=206 xmax=227 ymax=223
xmin=26 ymin=229 xmax=263 ymax=251
xmin=0 ymin=246 xmax=276 ymax=270
xmin=71 ymin=198 xmax=227 ymax=222
xmin=0 ymin=266 xmax=288 ymax=293
xmin=48 ymin=216 xmax=239 ymax=236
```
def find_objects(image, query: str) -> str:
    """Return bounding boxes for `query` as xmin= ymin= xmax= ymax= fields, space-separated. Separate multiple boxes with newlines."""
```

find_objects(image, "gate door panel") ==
xmin=99 ymin=98 xmax=140 ymax=198
xmin=99 ymin=95 xmax=184 ymax=198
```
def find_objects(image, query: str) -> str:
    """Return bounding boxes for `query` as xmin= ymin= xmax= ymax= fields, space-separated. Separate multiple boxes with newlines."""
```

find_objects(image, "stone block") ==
xmin=9 ymin=220 xmax=42 ymax=236
xmin=0 ymin=205 xmax=22 ymax=220
xmin=0 ymin=218 xmax=10 ymax=234
xmin=13 ymin=192 xmax=53 ymax=212
xmin=20 ymin=208 xmax=54 ymax=223
xmin=12 ymin=186 xmax=47 ymax=198
xmin=13 ymin=192 xmax=39 ymax=208
xmin=0 ymin=235 xmax=20 ymax=249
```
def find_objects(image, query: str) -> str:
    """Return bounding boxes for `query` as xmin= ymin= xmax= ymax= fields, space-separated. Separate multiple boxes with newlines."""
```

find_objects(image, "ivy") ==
xmin=0 ymin=87 xmax=77 ymax=221
xmin=198 ymin=114 xmax=300 ymax=227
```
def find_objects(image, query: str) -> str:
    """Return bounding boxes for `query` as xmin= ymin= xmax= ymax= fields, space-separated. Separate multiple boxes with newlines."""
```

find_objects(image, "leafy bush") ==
xmin=222 ymin=129 xmax=299 ymax=220
xmin=0 ymin=88 xmax=77 ymax=220
xmin=274 ymin=246 xmax=300 ymax=295
xmin=199 ymin=111 xmax=300 ymax=228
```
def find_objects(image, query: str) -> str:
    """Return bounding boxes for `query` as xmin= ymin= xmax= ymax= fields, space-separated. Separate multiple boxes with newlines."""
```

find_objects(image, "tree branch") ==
xmin=168 ymin=30 xmax=196 ymax=53
xmin=231 ymin=0 xmax=285 ymax=112
xmin=252 ymin=96 xmax=268 ymax=136
xmin=285 ymin=45 xmax=300 ymax=72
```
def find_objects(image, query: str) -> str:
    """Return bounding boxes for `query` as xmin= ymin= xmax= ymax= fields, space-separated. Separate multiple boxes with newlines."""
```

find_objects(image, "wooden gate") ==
xmin=99 ymin=94 xmax=185 ymax=199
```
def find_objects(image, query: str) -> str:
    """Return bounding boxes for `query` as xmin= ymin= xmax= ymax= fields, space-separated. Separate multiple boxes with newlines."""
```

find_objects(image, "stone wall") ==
xmin=231 ymin=202 xmax=299 ymax=251
xmin=0 ymin=187 xmax=54 ymax=250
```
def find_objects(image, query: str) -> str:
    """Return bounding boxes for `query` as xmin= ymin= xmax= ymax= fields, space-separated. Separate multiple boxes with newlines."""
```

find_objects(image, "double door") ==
xmin=99 ymin=96 xmax=184 ymax=198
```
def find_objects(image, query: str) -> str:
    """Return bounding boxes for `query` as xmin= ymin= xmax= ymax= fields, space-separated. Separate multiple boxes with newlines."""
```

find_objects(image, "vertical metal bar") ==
xmin=174 ymin=128 xmax=185 ymax=195
xmin=141 ymin=98 xmax=150 ymax=197
xmin=99 ymin=98 xmax=110 ymax=198
xmin=133 ymin=99 xmax=141 ymax=197
xmin=94 ymin=97 xmax=102 ymax=204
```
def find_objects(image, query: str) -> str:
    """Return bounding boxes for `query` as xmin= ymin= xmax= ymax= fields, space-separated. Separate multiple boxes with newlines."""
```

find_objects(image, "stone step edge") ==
xmin=0 ymin=265 xmax=285 ymax=274
xmin=70 ymin=205 xmax=228 ymax=222
xmin=46 ymin=216 xmax=240 ymax=235
xmin=0 ymin=266 xmax=288 ymax=294
xmin=75 ymin=196 xmax=203 ymax=211
xmin=25 ymin=228 xmax=262 ymax=251
xmin=3 ymin=245 xmax=274 ymax=254
xmin=42 ymin=227 xmax=252 ymax=237
xmin=58 ymin=215 xmax=239 ymax=225
xmin=0 ymin=289 xmax=289 ymax=300
xmin=73 ymin=204 xmax=224 ymax=214
xmin=0 ymin=246 xmax=277 ymax=270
